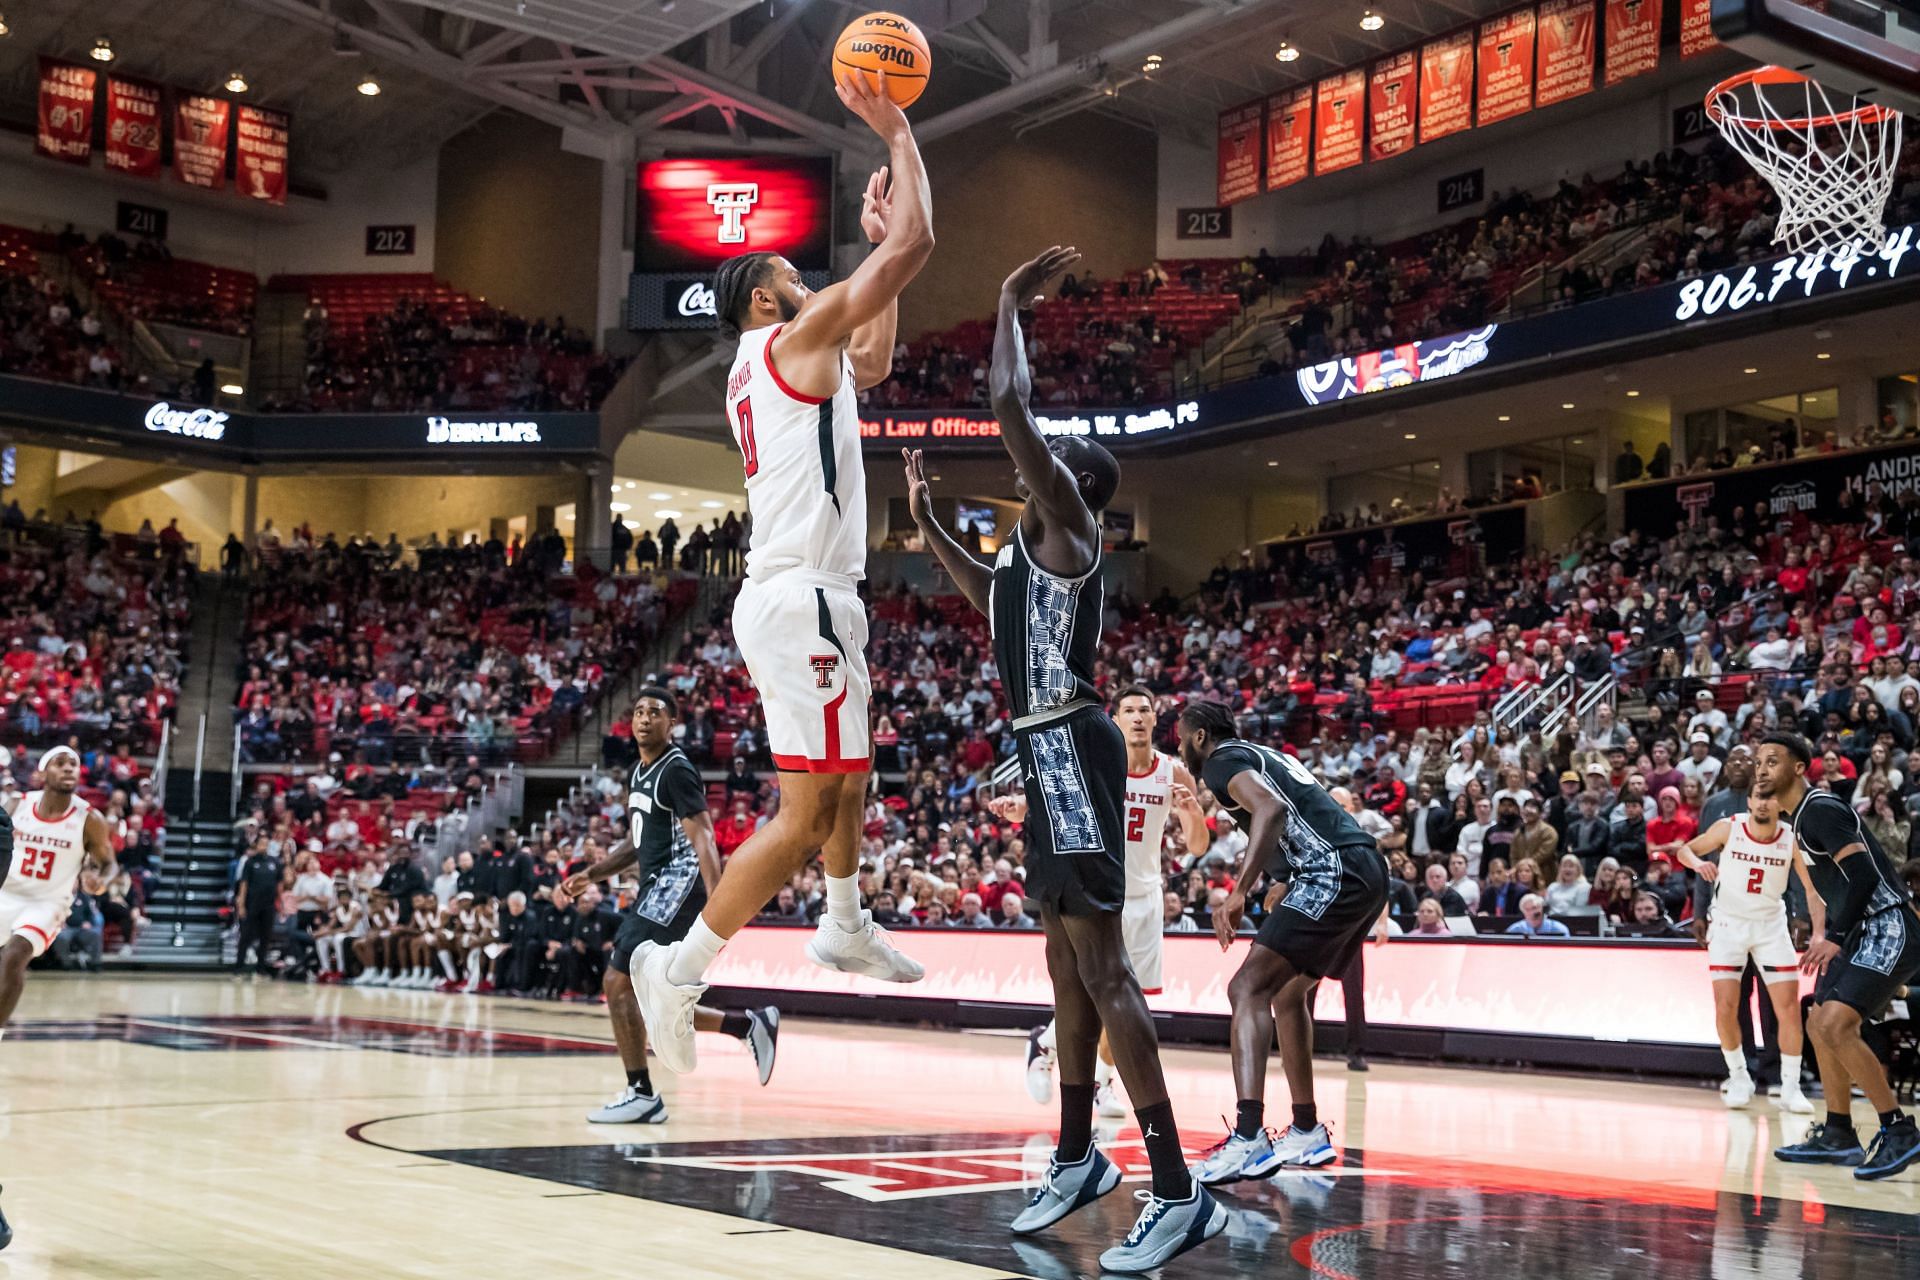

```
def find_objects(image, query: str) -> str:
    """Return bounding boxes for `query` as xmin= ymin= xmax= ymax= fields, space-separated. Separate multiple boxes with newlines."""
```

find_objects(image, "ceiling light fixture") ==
xmin=1403 ymin=432 xmax=1417 ymax=440
xmin=1497 ymin=414 xmax=1511 ymax=422
xmin=356 ymin=75 xmax=381 ymax=96
xmin=1625 ymin=390 xmax=1641 ymax=397
xmin=647 ymin=491 xmax=671 ymax=500
xmin=220 ymin=383 xmax=244 ymax=395
xmin=1816 ymin=352 xmax=1831 ymax=360
xmin=1743 ymin=366 xmax=1758 ymax=374
xmin=0 ymin=14 xmax=11 ymax=37
xmin=1276 ymin=40 xmax=1300 ymax=62
xmin=1359 ymin=8 xmax=1385 ymax=32
xmin=1142 ymin=53 xmax=1163 ymax=74
xmin=90 ymin=37 xmax=114 ymax=62
xmin=653 ymin=508 xmax=682 ymax=520
xmin=1561 ymin=402 xmax=1575 ymax=409
xmin=608 ymin=502 xmax=631 ymax=513
xmin=225 ymin=71 xmax=249 ymax=93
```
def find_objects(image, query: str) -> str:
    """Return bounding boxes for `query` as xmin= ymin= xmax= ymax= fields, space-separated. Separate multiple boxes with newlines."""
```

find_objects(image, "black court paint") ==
xmin=397 ymin=1129 xmax=1920 ymax=1278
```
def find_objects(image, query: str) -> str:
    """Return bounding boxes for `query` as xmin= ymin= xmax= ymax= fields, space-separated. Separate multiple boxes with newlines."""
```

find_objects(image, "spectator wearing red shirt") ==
xmin=1646 ymin=787 xmax=1698 ymax=862
xmin=713 ymin=797 xmax=757 ymax=859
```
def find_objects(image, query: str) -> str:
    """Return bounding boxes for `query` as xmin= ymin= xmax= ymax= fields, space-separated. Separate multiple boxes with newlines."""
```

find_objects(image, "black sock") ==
xmin=720 ymin=1011 xmax=752 ymax=1039
xmin=1292 ymin=1103 xmax=1318 ymax=1133
xmin=1826 ymin=1110 xmax=1856 ymax=1134
xmin=1235 ymin=1099 xmax=1264 ymax=1140
xmin=1880 ymin=1108 xmax=1906 ymax=1129
xmin=1135 ymin=1101 xmax=1192 ymax=1201
xmin=627 ymin=1067 xmax=653 ymax=1094
xmin=1057 ymin=1083 xmax=1096 ymax=1164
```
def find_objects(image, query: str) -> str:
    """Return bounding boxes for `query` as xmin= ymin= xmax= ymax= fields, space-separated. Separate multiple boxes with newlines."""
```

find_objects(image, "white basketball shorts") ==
xmin=734 ymin=569 xmax=872 ymax=773
xmin=1707 ymin=912 xmax=1801 ymax=986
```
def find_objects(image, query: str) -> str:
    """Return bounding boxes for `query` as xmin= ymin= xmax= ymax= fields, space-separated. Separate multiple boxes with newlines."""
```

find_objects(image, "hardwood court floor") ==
xmin=0 ymin=975 xmax=1915 ymax=1278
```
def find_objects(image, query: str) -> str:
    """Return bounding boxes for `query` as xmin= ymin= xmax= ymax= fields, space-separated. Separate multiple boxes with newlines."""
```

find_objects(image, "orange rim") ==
xmin=1704 ymin=65 xmax=1899 ymax=130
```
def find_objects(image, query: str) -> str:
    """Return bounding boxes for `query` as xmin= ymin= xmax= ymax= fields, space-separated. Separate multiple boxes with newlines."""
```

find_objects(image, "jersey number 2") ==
xmin=1126 ymin=807 xmax=1145 ymax=843
xmin=1745 ymin=867 xmax=1766 ymax=895
xmin=734 ymin=397 xmax=759 ymax=478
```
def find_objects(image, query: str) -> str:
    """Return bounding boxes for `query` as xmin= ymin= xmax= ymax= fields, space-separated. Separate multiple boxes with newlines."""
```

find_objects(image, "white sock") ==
xmin=1723 ymin=1047 xmax=1749 ymax=1079
xmin=824 ymin=872 xmax=863 ymax=929
xmin=667 ymin=918 xmax=727 ymax=987
xmin=1780 ymin=1053 xmax=1802 ymax=1090
xmin=437 ymin=949 xmax=458 ymax=981
xmin=1094 ymin=1055 xmax=1115 ymax=1087
xmin=1038 ymin=1019 xmax=1057 ymax=1052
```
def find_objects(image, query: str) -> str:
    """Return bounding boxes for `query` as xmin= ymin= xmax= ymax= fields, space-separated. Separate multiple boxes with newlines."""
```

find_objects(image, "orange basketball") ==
xmin=832 ymin=12 xmax=932 ymax=109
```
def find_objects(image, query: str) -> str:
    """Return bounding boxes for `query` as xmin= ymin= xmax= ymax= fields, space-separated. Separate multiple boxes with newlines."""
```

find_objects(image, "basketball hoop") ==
xmin=1705 ymin=66 xmax=1904 ymax=255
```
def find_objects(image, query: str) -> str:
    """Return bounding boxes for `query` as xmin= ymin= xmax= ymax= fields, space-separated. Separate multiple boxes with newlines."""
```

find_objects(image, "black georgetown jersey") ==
xmin=1787 ymin=788 xmax=1913 ymax=929
xmin=627 ymin=747 xmax=708 ymax=925
xmin=990 ymin=524 xmax=1103 ymax=723
xmin=1202 ymin=739 xmax=1378 ymax=904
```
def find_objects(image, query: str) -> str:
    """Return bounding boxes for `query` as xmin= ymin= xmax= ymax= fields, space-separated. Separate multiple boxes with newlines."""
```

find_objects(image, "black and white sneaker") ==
xmin=1009 ymin=1146 xmax=1120 ymax=1233
xmin=1774 ymin=1121 xmax=1866 ymax=1165
xmin=746 ymin=1006 xmax=780 ymax=1087
xmin=1856 ymin=1115 xmax=1920 ymax=1181
xmin=585 ymin=1085 xmax=667 ymax=1124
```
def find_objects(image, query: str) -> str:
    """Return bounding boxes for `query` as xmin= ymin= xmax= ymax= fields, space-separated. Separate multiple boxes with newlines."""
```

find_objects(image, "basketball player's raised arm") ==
xmin=682 ymin=811 xmax=722 ymax=894
xmin=845 ymin=168 xmax=904 ymax=390
xmin=1678 ymin=817 xmax=1731 ymax=878
xmin=781 ymin=74 xmax=932 ymax=368
xmin=1171 ymin=763 xmax=1211 ymax=855
xmin=902 ymin=447 xmax=991 ymax=615
xmin=989 ymin=247 xmax=1089 ymax=528
xmin=1217 ymin=771 xmax=1288 ymax=950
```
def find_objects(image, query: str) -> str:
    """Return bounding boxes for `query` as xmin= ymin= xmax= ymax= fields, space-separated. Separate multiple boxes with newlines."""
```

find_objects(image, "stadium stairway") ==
xmin=248 ymin=287 xmax=308 ymax=406
xmin=110 ymin=766 xmax=234 ymax=968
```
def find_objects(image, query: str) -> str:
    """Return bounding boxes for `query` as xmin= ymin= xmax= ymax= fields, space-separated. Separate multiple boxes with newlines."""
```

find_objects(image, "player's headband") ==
xmin=37 ymin=747 xmax=78 ymax=772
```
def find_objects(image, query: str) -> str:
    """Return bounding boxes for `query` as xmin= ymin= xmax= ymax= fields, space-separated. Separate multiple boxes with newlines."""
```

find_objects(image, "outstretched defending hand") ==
xmin=861 ymin=167 xmax=893 ymax=245
xmin=1001 ymin=245 xmax=1083 ymax=307
xmin=902 ymin=448 xmax=934 ymax=526
xmin=836 ymin=70 xmax=911 ymax=141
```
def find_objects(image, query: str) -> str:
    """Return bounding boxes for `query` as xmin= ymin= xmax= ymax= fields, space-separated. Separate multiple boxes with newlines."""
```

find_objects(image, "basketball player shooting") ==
xmin=995 ymin=686 xmax=1210 ymax=1119
xmin=0 ymin=746 xmax=115 ymax=1252
xmin=1753 ymin=732 xmax=1920 ymax=1181
xmin=1673 ymin=793 xmax=1818 ymax=1113
xmin=630 ymin=69 xmax=931 ymax=1076
xmin=904 ymin=245 xmax=1226 ymax=1273
xmin=1175 ymin=701 xmax=1390 ymax=1185
xmin=556 ymin=689 xmax=777 ymax=1123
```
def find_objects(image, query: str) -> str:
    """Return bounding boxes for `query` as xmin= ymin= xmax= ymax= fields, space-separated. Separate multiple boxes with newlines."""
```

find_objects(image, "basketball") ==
xmin=832 ymin=12 xmax=932 ymax=109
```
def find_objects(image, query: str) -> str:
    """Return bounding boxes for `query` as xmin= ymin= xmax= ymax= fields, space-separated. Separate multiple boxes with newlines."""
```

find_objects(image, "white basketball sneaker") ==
xmin=1249 ymin=1122 xmax=1338 ymax=1174
xmin=585 ymin=1085 xmax=667 ymax=1124
xmin=1724 ymin=1072 xmax=1756 ymax=1109
xmin=631 ymin=941 xmax=703 ymax=1074
xmin=1098 ymin=1184 xmax=1229 ymax=1273
xmin=1025 ymin=1024 xmax=1056 ymax=1105
xmin=805 ymin=910 xmax=924 ymax=983
xmin=1095 ymin=1081 xmax=1129 ymax=1120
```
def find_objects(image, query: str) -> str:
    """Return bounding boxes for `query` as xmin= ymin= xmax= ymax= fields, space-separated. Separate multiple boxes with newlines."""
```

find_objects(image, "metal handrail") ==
xmin=1490 ymin=679 xmax=1536 ymax=724
xmin=230 ymin=724 xmax=242 ymax=819
xmin=151 ymin=719 xmax=172 ymax=804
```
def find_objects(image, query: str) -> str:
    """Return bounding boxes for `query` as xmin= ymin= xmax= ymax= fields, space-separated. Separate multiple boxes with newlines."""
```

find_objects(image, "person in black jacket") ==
xmin=1417 ymin=862 xmax=1469 ymax=917
xmin=562 ymin=887 xmax=620 ymax=996
xmin=378 ymin=849 xmax=428 ymax=923
xmin=1564 ymin=792 xmax=1611 ymax=872
xmin=1609 ymin=796 xmax=1650 ymax=873
xmin=233 ymin=838 xmax=283 ymax=976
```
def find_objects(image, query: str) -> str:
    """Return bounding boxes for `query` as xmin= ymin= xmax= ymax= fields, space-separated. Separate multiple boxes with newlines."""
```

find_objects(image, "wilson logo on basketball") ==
xmin=846 ymin=40 xmax=918 ymax=69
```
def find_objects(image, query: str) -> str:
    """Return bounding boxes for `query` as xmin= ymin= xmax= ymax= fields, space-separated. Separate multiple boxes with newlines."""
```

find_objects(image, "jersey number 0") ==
xmin=734 ymin=397 xmax=759 ymax=478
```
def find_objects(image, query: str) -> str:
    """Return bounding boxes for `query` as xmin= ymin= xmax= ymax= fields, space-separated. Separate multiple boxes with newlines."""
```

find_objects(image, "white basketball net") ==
xmin=1708 ymin=69 xmax=1904 ymax=255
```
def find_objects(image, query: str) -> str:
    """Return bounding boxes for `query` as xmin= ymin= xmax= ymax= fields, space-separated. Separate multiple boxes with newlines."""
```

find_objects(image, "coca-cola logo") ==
xmin=677 ymin=282 xmax=717 ymax=317
xmin=143 ymin=401 xmax=228 ymax=440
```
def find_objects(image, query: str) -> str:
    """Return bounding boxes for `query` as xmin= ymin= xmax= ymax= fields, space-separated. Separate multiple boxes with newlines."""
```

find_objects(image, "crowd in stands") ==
xmin=259 ymin=277 xmax=627 ymax=414
xmin=0 ymin=508 xmax=188 ymax=754
xmin=0 ymin=225 xmax=130 ymax=391
xmin=865 ymin=259 xmax=1244 ymax=409
xmin=233 ymin=523 xmax=694 ymax=766
xmin=60 ymin=224 xmax=257 ymax=337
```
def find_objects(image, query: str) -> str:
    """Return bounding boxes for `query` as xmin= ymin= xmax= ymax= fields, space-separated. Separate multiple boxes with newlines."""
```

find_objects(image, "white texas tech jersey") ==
xmin=1122 ymin=751 xmax=1175 ymax=899
xmin=7 ymin=791 xmax=91 ymax=903
xmin=724 ymin=323 xmax=866 ymax=582
xmin=1713 ymin=819 xmax=1794 ymax=923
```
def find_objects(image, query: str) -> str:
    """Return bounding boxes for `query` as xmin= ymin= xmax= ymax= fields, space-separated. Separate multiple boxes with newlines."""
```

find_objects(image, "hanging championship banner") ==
xmin=1680 ymin=0 xmax=1719 ymax=57
xmin=1604 ymin=0 xmax=1663 ymax=84
xmin=36 ymin=59 xmax=97 ymax=164
xmin=235 ymin=104 xmax=290 ymax=205
xmin=1314 ymin=69 xmax=1367 ymax=175
xmin=1265 ymin=84 xmax=1313 ymax=190
xmin=174 ymin=95 xmax=230 ymax=190
xmin=1478 ymin=8 xmax=1537 ymax=126
xmin=1368 ymin=52 xmax=1418 ymax=161
xmin=1419 ymin=30 xmax=1475 ymax=144
xmin=1536 ymin=0 xmax=1596 ymax=106
xmin=1217 ymin=100 xmax=1264 ymax=205
xmin=104 ymin=76 xmax=164 ymax=178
